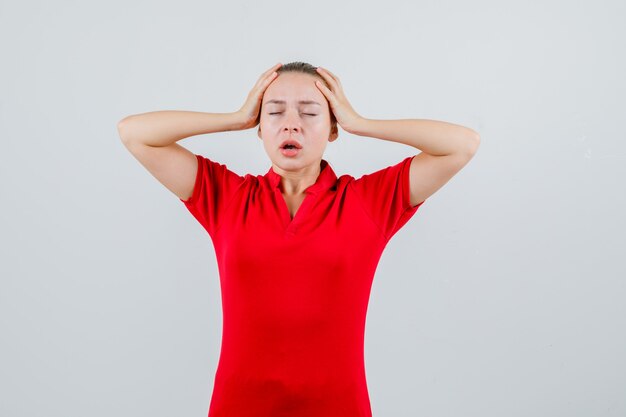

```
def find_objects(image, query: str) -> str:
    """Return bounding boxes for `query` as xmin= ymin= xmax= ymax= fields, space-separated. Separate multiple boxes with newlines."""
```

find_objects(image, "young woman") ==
xmin=118 ymin=61 xmax=480 ymax=417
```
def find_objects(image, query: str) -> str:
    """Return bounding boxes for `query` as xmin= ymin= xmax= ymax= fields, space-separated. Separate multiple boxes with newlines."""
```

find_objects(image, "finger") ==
xmin=255 ymin=63 xmax=282 ymax=87
xmin=316 ymin=74 xmax=338 ymax=97
xmin=256 ymin=68 xmax=281 ymax=101
xmin=315 ymin=80 xmax=335 ymax=104
xmin=253 ymin=76 xmax=277 ymax=104
xmin=316 ymin=66 xmax=341 ymax=87
xmin=321 ymin=67 xmax=340 ymax=83
xmin=253 ymin=69 xmax=281 ymax=95
xmin=263 ymin=62 xmax=282 ymax=77
xmin=316 ymin=70 xmax=343 ymax=98
xmin=315 ymin=67 xmax=335 ymax=87
xmin=261 ymin=71 xmax=279 ymax=90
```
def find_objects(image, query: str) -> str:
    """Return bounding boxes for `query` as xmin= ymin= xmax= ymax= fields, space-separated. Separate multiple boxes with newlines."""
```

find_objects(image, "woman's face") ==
xmin=258 ymin=72 xmax=337 ymax=169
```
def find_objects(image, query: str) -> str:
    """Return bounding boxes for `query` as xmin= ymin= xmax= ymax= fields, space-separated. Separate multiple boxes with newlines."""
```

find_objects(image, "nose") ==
xmin=282 ymin=109 xmax=300 ymax=133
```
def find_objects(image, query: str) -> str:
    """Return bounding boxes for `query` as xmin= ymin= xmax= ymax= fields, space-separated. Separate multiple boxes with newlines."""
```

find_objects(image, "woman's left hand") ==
xmin=314 ymin=66 xmax=363 ymax=134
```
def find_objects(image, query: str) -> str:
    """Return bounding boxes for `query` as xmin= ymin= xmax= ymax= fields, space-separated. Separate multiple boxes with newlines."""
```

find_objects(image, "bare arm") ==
xmin=313 ymin=66 xmax=481 ymax=207
xmin=349 ymin=117 xmax=480 ymax=207
xmin=116 ymin=63 xmax=282 ymax=201
xmin=116 ymin=111 xmax=248 ymax=200
xmin=117 ymin=110 xmax=245 ymax=147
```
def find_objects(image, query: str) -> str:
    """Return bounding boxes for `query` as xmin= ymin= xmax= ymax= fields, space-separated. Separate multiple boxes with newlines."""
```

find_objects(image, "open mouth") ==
xmin=280 ymin=143 xmax=301 ymax=156
xmin=280 ymin=139 xmax=303 ymax=150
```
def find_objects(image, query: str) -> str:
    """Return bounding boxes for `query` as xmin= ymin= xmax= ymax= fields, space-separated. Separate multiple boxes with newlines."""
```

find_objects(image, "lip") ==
xmin=279 ymin=139 xmax=303 ymax=149
xmin=280 ymin=147 xmax=300 ymax=157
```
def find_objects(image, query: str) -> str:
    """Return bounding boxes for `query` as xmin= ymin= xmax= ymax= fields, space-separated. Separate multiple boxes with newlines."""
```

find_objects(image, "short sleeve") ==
xmin=179 ymin=154 xmax=245 ymax=237
xmin=349 ymin=155 xmax=425 ymax=241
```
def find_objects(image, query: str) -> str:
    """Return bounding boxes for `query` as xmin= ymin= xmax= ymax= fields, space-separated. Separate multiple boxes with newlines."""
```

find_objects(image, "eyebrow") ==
xmin=264 ymin=99 xmax=321 ymax=106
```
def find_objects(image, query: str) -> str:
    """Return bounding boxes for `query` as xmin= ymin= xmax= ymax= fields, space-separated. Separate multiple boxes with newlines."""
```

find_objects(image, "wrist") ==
xmin=229 ymin=111 xmax=253 ymax=131
xmin=345 ymin=116 xmax=368 ymax=135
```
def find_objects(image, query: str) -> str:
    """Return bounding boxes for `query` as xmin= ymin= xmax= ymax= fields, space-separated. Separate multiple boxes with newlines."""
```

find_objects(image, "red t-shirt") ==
xmin=180 ymin=154 xmax=425 ymax=417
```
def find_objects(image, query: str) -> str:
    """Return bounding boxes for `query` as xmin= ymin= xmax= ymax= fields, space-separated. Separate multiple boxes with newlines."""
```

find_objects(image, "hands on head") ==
xmin=313 ymin=66 xmax=362 ymax=134
xmin=235 ymin=63 xmax=363 ymax=134
xmin=236 ymin=63 xmax=282 ymax=130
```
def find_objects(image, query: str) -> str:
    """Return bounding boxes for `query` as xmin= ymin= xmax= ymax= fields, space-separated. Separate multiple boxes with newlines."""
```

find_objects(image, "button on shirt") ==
xmin=180 ymin=154 xmax=425 ymax=417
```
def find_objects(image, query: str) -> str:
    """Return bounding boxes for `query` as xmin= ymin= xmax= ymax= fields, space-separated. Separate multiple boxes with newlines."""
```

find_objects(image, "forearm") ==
xmin=117 ymin=110 xmax=245 ymax=147
xmin=349 ymin=117 xmax=480 ymax=156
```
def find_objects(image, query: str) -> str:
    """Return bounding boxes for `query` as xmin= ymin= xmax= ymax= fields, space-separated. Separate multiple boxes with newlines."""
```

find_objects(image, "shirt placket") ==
xmin=275 ymin=188 xmax=318 ymax=237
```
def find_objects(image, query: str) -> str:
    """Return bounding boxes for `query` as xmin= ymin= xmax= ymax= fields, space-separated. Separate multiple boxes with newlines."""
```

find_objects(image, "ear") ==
xmin=257 ymin=126 xmax=262 ymax=140
xmin=329 ymin=124 xmax=339 ymax=142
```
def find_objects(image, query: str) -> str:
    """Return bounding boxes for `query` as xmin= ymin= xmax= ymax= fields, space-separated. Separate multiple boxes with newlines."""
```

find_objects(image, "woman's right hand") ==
xmin=235 ymin=63 xmax=282 ymax=130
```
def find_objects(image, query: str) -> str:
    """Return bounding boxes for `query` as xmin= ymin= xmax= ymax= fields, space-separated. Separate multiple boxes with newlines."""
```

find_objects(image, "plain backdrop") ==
xmin=1 ymin=0 xmax=625 ymax=416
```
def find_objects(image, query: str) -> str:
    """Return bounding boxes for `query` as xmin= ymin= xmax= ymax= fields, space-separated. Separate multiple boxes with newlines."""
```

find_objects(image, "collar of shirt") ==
xmin=265 ymin=159 xmax=338 ymax=195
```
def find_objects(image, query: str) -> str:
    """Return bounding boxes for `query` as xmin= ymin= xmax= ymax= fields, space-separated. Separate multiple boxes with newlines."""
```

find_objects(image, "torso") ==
xmin=179 ymin=155 xmax=422 ymax=417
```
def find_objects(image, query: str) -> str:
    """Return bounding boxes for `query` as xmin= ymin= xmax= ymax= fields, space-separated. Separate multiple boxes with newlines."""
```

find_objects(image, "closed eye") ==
xmin=268 ymin=112 xmax=318 ymax=116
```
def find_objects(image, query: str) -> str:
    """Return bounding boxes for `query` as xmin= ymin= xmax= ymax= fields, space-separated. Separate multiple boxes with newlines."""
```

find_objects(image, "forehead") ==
xmin=263 ymin=72 xmax=324 ymax=105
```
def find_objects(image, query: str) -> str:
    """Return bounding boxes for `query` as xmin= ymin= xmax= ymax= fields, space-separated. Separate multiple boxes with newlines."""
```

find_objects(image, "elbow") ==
xmin=465 ymin=130 xmax=481 ymax=155
xmin=117 ymin=116 xmax=134 ymax=143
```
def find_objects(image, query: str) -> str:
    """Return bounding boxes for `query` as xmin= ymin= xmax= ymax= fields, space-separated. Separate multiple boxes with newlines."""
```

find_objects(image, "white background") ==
xmin=1 ymin=0 xmax=624 ymax=416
